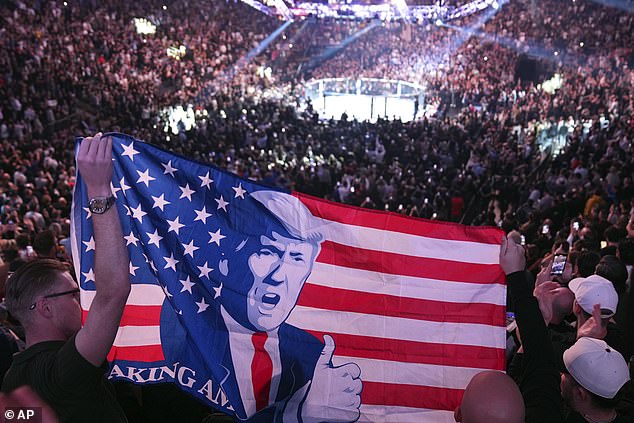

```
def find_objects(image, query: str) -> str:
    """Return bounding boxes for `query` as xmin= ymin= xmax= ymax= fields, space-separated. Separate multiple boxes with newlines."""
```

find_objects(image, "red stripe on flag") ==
xmin=361 ymin=381 xmax=464 ymax=411
xmin=298 ymin=284 xmax=505 ymax=326
xmin=83 ymin=305 xmax=162 ymax=326
xmin=107 ymin=345 xmax=165 ymax=362
xmin=306 ymin=331 xmax=504 ymax=370
xmin=295 ymin=192 xmax=503 ymax=244
xmin=317 ymin=241 xmax=505 ymax=284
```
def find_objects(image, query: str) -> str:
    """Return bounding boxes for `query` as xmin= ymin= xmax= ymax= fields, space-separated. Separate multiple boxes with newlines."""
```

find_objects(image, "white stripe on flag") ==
xmin=81 ymin=284 xmax=165 ymax=309
xmin=332 ymin=356 xmax=488 ymax=389
xmin=309 ymin=263 xmax=506 ymax=305
xmin=287 ymin=306 xmax=505 ymax=349
xmin=314 ymin=217 xmax=500 ymax=264
xmin=113 ymin=325 xmax=161 ymax=347
xmin=359 ymin=405 xmax=456 ymax=423
xmin=105 ymin=305 xmax=505 ymax=351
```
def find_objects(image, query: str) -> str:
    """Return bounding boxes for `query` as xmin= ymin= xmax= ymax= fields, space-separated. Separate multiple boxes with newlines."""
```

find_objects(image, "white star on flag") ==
xmin=152 ymin=193 xmax=170 ymax=211
xmin=136 ymin=169 xmax=156 ymax=187
xmin=208 ymin=229 xmax=226 ymax=246
xmin=110 ymin=181 xmax=121 ymax=199
xmin=130 ymin=204 xmax=147 ymax=223
xmin=213 ymin=282 xmax=222 ymax=299
xmin=193 ymin=206 xmax=212 ymax=224
xmin=129 ymin=262 xmax=139 ymax=276
xmin=124 ymin=231 xmax=139 ymax=246
xmin=162 ymin=160 xmax=178 ymax=176
xmin=167 ymin=217 xmax=185 ymax=235
xmin=196 ymin=297 xmax=210 ymax=313
xmin=179 ymin=276 xmax=196 ymax=294
xmin=197 ymin=262 xmax=213 ymax=278
xmin=119 ymin=177 xmax=131 ymax=195
xmin=123 ymin=205 xmax=132 ymax=216
xmin=163 ymin=253 xmax=179 ymax=271
xmin=82 ymin=268 xmax=95 ymax=283
xmin=121 ymin=142 xmax=139 ymax=161
xmin=179 ymin=183 xmax=195 ymax=201
xmin=182 ymin=240 xmax=199 ymax=257
xmin=83 ymin=236 xmax=95 ymax=252
xmin=163 ymin=287 xmax=173 ymax=298
xmin=82 ymin=207 xmax=92 ymax=219
xmin=232 ymin=183 xmax=247 ymax=199
xmin=199 ymin=171 xmax=213 ymax=189
xmin=215 ymin=195 xmax=229 ymax=212
xmin=146 ymin=229 xmax=163 ymax=247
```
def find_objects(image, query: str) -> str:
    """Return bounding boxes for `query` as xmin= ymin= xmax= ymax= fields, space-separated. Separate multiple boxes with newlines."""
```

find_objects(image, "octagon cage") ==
xmin=303 ymin=78 xmax=427 ymax=122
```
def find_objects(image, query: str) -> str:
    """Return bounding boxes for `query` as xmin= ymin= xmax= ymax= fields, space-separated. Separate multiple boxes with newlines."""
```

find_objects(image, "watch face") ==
xmin=89 ymin=196 xmax=114 ymax=214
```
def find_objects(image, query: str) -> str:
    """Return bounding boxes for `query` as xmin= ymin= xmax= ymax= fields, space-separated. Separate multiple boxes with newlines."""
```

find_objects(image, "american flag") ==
xmin=71 ymin=133 xmax=505 ymax=423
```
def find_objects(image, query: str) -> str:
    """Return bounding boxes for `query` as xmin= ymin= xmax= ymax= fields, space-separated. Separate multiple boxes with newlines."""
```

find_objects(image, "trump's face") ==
xmin=245 ymin=231 xmax=317 ymax=332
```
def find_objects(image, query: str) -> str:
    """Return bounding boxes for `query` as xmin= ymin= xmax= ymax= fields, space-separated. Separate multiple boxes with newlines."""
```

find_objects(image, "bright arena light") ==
xmin=240 ymin=0 xmax=500 ymax=22
xmin=133 ymin=18 xmax=157 ymax=35
xmin=167 ymin=45 xmax=187 ymax=60
xmin=541 ymin=73 xmax=563 ymax=94
xmin=162 ymin=105 xmax=196 ymax=135
xmin=257 ymin=66 xmax=273 ymax=80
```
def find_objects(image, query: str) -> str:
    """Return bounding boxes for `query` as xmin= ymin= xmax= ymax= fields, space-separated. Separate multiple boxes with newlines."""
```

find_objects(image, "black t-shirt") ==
xmin=1 ymin=335 xmax=127 ymax=423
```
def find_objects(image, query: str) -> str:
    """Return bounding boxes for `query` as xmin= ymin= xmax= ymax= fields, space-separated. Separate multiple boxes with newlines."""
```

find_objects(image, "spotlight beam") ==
xmin=587 ymin=0 xmax=634 ymax=13
xmin=443 ymin=21 xmax=581 ymax=68
xmin=305 ymin=20 xmax=382 ymax=71
xmin=193 ymin=20 xmax=293 ymax=102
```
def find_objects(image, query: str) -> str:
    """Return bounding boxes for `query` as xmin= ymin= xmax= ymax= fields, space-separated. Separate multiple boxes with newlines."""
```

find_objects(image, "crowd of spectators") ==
xmin=0 ymin=0 xmax=633 ymax=420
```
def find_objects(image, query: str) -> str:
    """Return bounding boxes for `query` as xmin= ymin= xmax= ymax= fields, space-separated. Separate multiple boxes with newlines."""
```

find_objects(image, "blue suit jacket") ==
xmin=160 ymin=301 xmax=323 ymax=422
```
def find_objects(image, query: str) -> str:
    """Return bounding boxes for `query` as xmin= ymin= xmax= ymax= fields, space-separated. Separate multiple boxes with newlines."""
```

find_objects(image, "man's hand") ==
xmin=76 ymin=132 xmax=112 ymax=197
xmin=577 ymin=304 xmax=608 ymax=340
xmin=301 ymin=335 xmax=362 ymax=423
xmin=499 ymin=236 xmax=525 ymax=275
xmin=533 ymin=281 xmax=559 ymax=325
xmin=535 ymin=257 xmax=554 ymax=286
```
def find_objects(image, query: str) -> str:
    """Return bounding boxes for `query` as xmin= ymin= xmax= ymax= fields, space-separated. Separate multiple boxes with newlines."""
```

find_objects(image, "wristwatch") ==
xmin=88 ymin=195 xmax=116 ymax=214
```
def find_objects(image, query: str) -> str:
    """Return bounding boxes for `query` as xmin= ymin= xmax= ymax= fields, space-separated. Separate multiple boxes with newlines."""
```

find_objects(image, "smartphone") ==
xmin=520 ymin=235 xmax=526 ymax=246
xmin=542 ymin=224 xmax=550 ymax=234
xmin=551 ymin=254 xmax=567 ymax=275
xmin=573 ymin=221 xmax=580 ymax=231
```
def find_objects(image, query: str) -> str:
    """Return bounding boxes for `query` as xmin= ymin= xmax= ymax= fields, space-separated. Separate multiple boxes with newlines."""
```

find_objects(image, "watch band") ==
xmin=88 ymin=195 xmax=116 ymax=214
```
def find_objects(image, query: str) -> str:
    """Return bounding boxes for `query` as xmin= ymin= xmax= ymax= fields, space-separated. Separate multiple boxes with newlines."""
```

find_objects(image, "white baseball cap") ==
xmin=568 ymin=274 xmax=618 ymax=318
xmin=564 ymin=337 xmax=630 ymax=399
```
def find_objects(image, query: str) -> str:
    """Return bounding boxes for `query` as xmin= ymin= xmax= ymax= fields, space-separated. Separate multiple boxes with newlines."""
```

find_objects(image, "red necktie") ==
xmin=251 ymin=332 xmax=273 ymax=411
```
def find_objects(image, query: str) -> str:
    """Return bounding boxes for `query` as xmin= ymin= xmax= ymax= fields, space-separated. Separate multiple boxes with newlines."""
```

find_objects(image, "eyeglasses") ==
xmin=29 ymin=288 xmax=80 ymax=310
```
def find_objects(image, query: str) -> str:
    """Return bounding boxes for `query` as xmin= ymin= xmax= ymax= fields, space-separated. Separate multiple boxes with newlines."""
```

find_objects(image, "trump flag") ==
xmin=71 ymin=133 xmax=506 ymax=423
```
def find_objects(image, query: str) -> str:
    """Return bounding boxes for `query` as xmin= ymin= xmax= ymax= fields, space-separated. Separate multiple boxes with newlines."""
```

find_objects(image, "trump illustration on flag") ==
xmin=71 ymin=133 xmax=506 ymax=423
